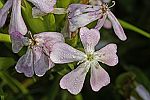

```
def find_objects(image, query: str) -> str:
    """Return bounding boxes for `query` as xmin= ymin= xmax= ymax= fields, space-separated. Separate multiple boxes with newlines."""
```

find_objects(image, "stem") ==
xmin=119 ymin=19 xmax=150 ymax=39
xmin=0 ymin=33 xmax=11 ymax=43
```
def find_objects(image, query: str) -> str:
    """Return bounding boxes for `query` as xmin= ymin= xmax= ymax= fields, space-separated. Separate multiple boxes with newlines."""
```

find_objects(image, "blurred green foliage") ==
xmin=0 ymin=0 xmax=150 ymax=100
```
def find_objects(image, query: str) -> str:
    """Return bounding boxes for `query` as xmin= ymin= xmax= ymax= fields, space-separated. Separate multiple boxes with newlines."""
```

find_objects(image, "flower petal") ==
xmin=50 ymin=43 xmax=85 ymax=63
xmin=0 ymin=0 xmax=12 ymax=28
xmin=69 ymin=11 xmax=101 ymax=32
xmin=94 ymin=44 xmax=118 ymax=66
xmin=60 ymin=62 xmax=90 ymax=95
xmin=68 ymin=4 xmax=100 ymax=18
xmin=27 ymin=0 xmax=56 ymax=13
xmin=32 ymin=7 xmax=47 ymax=18
xmin=90 ymin=61 xmax=110 ymax=91
xmin=9 ymin=0 xmax=27 ymax=35
xmin=15 ymin=49 xmax=34 ymax=77
xmin=34 ymin=32 xmax=64 ymax=43
xmin=107 ymin=11 xmax=127 ymax=41
xmin=32 ymin=46 xmax=42 ymax=63
xmin=34 ymin=52 xmax=50 ymax=77
xmin=10 ymin=31 xmax=29 ymax=53
xmin=34 ymin=32 xmax=65 ymax=52
xmin=95 ymin=15 xmax=107 ymax=30
xmin=80 ymin=27 xmax=100 ymax=53
xmin=103 ymin=19 xmax=112 ymax=29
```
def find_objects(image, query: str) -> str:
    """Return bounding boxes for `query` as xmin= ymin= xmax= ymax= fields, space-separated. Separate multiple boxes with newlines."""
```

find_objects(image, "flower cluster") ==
xmin=0 ymin=0 xmax=127 ymax=95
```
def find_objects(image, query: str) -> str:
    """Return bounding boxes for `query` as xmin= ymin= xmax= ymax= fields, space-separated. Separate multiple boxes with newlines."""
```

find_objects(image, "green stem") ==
xmin=119 ymin=19 xmax=150 ymax=39
xmin=0 ymin=33 xmax=11 ymax=43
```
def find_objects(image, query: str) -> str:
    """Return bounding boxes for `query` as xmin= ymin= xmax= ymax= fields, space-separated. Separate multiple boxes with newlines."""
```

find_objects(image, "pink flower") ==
xmin=50 ymin=27 xmax=118 ymax=94
xmin=68 ymin=1 xmax=127 ymax=41
xmin=0 ymin=0 xmax=28 ymax=53
xmin=0 ymin=0 xmax=12 ymax=28
xmin=15 ymin=32 xmax=64 ymax=77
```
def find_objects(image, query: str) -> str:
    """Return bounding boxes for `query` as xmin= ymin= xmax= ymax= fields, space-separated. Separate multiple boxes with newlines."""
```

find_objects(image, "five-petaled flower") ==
xmin=15 ymin=32 xmax=64 ymax=77
xmin=68 ymin=1 xmax=127 ymax=41
xmin=50 ymin=27 xmax=118 ymax=94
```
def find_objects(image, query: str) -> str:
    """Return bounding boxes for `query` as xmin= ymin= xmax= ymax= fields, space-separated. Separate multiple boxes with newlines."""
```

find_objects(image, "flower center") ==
xmin=29 ymin=38 xmax=38 ymax=47
xmin=100 ymin=1 xmax=116 ymax=14
xmin=86 ymin=53 xmax=94 ymax=61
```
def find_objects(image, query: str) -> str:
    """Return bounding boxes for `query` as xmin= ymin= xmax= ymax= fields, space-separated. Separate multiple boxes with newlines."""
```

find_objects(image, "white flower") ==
xmin=50 ymin=27 xmax=118 ymax=94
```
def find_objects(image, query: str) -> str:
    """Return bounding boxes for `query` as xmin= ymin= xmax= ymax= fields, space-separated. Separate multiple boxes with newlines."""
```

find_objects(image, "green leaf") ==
xmin=0 ymin=72 xmax=33 ymax=100
xmin=0 ymin=0 xmax=3 ymax=8
xmin=56 ymin=0 xmax=71 ymax=8
xmin=0 ymin=57 xmax=15 ymax=70
xmin=0 ymin=33 xmax=11 ymax=43
xmin=43 ymin=14 xmax=56 ymax=31
xmin=0 ymin=88 xmax=5 ymax=100
xmin=119 ymin=19 xmax=150 ymax=38
xmin=22 ymin=0 xmax=48 ymax=34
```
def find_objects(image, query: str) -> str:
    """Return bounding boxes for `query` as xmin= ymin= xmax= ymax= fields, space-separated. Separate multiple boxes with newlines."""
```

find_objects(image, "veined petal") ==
xmin=32 ymin=46 xmax=42 ymax=63
xmin=34 ymin=32 xmax=65 ymax=52
xmin=27 ymin=0 xmax=56 ymax=13
xmin=60 ymin=62 xmax=90 ymax=95
xmin=34 ymin=52 xmax=50 ymax=77
xmin=10 ymin=31 xmax=29 ymax=53
xmin=9 ymin=0 xmax=27 ymax=35
xmin=80 ymin=27 xmax=100 ymax=53
xmin=94 ymin=44 xmax=118 ymax=66
xmin=90 ymin=61 xmax=110 ymax=91
xmin=68 ymin=4 xmax=100 ymax=18
xmin=50 ymin=43 xmax=85 ymax=63
xmin=107 ymin=11 xmax=127 ymax=41
xmin=95 ymin=15 xmax=107 ymax=30
xmin=34 ymin=32 xmax=64 ymax=43
xmin=15 ymin=48 xmax=34 ymax=77
xmin=0 ymin=0 xmax=12 ymax=28
xmin=69 ymin=11 xmax=101 ymax=32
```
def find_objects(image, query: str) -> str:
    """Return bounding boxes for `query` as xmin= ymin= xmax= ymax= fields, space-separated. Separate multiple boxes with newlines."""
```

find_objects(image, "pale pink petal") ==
xmin=50 ymin=43 xmax=85 ymax=63
xmin=15 ymin=49 xmax=34 ymax=77
xmin=69 ymin=11 xmax=101 ymax=32
xmin=34 ymin=32 xmax=64 ymax=43
xmin=34 ymin=32 xmax=65 ymax=53
xmin=60 ymin=62 xmax=90 ymax=95
xmin=10 ymin=31 xmax=28 ymax=53
xmin=27 ymin=0 xmax=56 ymax=13
xmin=34 ymin=52 xmax=50 ymax=77
xmin=80 ymin=27 xmax=100 ymax=53
xmin=107 ymin=11 xmax=127 ymax=41
xmin=48 ymin=58 xmax=55 ymax=69
xmin=95 ymin=15 xmax=107 ymax=30
xmin=103 ymin=19 xmax=112 ymax=29
xmin=32 ymin=46 xmax=42 ymax=63
xmin=9 ymin=0 xmax=27 ymax=35
xmin=90 ymin=61 xmax=110 ymax=91
xmin=68 ymin=4 xmax=100 ymax=18
xmin=94 ymin=44 xmax=118 ymax=66
xmin=0 ymin=0 xmax=12 ymax=28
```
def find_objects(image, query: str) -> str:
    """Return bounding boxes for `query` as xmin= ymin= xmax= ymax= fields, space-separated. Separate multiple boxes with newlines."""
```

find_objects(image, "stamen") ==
xmin=109 ymin=1 xmax=116 ymax=9
xmin=28 ymin=31 xmax=34 ymax=40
